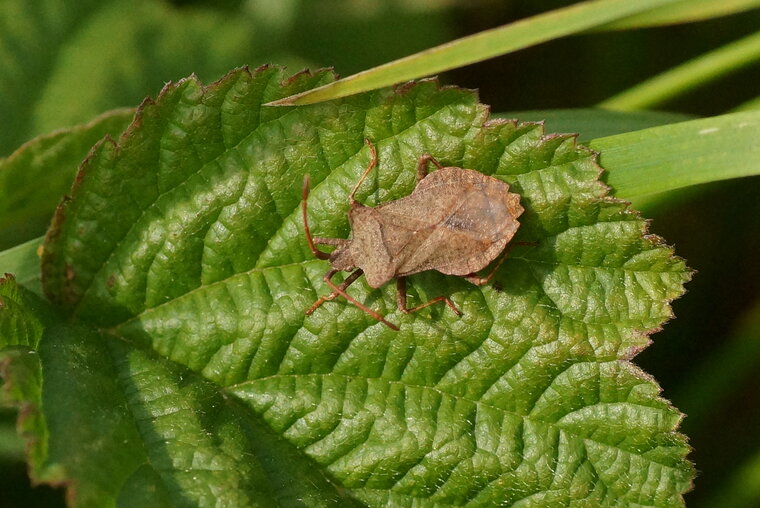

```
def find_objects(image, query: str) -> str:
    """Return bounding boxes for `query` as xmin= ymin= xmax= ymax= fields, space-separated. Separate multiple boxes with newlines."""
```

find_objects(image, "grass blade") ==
xmin=673 ymin=301 xmax=760 ymax=435
xmin=599 ymin=30 xmax=760 ymax=110
xmin=702 ymin=447 xmax=760 ymax=508
xmin=267 ymin=0 xmax=683 ymax=106
xmin=499 ymin=108 xmax=694 ymax=142
xmin=590 ymin=110 xmax=760 ymax=198
xmin=601 ymin=0 xmax=760 ymax=29
xmin=733 ymin=94 xmax=760 ymax=111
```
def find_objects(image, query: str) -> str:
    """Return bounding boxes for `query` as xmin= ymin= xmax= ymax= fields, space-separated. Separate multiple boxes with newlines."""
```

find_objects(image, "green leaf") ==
xmin=598 ymin=30 xmax=760 ymax=111
xmin=0 ymin=0 xmax=273 ymax=156
xmin=268 ymin=0 xmax=686 ymax=106
xmin=589 ymin=110 xmax=760 ymax=198
xmin=0 ymin=275 xmax=353 ymax=507
xmin=0 ymin=109 xmax=134 ymax=250
xmin=674 ymin=299 xmax=760 ymax=434
xmin=702 ymin=447 xmax=760 ymax=508
xmin=11 ymin=67 xmax=695 ymax=505
xmin=0 ymin=275 xmax=46 ymax=473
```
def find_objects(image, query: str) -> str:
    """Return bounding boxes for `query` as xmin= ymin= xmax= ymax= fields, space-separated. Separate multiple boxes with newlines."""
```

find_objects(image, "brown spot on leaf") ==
xmin=65 ymin=264 xmax=76 ymax=282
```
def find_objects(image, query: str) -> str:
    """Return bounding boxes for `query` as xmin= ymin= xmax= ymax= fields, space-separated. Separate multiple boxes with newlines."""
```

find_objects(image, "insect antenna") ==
xmin=306 ymin=268 xmax=364 ymax=314
xmin=301 ymin=174 xmax=330 ymax=260
xmin=348 ymin=139 xmax=379 ymax=203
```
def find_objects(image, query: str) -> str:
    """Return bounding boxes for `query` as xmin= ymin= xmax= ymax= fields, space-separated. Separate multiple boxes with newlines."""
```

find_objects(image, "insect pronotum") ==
xmin=302 ymin=139 xmax=525 ymax=330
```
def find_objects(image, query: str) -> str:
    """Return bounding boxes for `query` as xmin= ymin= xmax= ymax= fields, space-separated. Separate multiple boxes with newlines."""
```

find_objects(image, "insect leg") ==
xmin=306 ymin=269 xmax=364 ymax=313
xmin=464 ymin=241 xmax=537 ymax=286
xmin=396 ymin=277 xmax=463 ymax=317
xmin=348 ymin=139 xmax=379 ymax=203
xmin=308 ymin=268 xmax=400 ymax=331
xmin=415 ymin=153 xmax=444 ymax=182
xmin=312 ymin=237 xmax=349 ymax=248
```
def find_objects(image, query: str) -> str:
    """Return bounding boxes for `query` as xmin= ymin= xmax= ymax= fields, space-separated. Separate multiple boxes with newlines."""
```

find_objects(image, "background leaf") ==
xmin=673 ymin=302 xmax=760 ymax=433
xmin=12 ymin=67 xmax=695 ymax=505
xmin=0 ymin=0 xmax=458 ymax=159
xmin=0 ymin=108 xmax=134 ymax=249
xmin=0 ymin=0 xmax=280 ymax=156
xmin=0 ymin=239 xmax=44 ymax=296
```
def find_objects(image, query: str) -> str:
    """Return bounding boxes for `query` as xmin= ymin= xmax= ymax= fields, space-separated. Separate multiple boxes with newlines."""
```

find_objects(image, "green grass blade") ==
xmin=733 ymin=94 xmax=760 ymax=111
xmin=600 ymin=0 xmax=760 ymax=29
xmin=499 ymin=108 xmax=694 ymax=142
xmin=589 ymin=110 xmax=760 ymax=198
xmin=267 ymin=0 xmax=683 ymax=106
xmin=702 ymin=448 xmax=760 ymax=508
xmin=599 ymin=30 xmax=760 ymax=110
xmin=673 ymin=301 xmax=760 ymax=435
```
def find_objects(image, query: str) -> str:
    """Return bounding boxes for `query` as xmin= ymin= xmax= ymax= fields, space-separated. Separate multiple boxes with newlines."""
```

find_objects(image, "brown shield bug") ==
xmin=302 ymin=139 xmax=525 ymax=331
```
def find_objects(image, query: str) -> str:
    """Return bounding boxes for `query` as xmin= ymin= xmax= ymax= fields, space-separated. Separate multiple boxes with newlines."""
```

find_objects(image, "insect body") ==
xmin=302 ymin=140 xmax=524 ymax=330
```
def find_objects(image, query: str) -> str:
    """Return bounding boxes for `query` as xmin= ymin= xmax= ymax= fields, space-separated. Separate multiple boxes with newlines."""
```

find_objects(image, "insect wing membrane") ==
xmin=373 ymin=189 xmax=462 ymax=276
xmin=383 ymin=167 xmax=522 ymax=277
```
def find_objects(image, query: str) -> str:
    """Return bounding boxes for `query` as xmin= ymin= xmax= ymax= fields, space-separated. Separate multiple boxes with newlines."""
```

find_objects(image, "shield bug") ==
xmin=302 ymin=139 xmax=525 ymax=330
